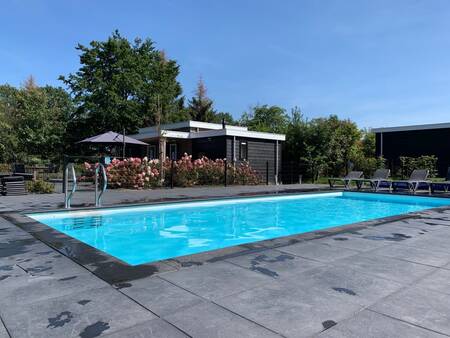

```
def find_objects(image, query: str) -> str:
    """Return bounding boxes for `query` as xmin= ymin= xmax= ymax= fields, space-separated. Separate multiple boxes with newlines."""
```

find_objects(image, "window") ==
xmin=169 ymin=143 xmax=177 ymax=160
xmin=239 ymin=141 xmax=248 ymax=160
xmin=148 ymin=145 xmax=157 ymax=159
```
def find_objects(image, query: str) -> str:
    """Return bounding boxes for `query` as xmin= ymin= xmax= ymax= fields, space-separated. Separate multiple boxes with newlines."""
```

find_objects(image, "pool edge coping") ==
xmin=4 ymin=189 xmax=450 ymax=285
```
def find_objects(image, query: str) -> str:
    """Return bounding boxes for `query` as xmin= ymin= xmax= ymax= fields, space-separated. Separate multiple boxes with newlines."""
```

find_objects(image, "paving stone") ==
xmin=164 ymin=301 xmax=282 ymax=338
xmin=415 ymin=269 xmax=450 ymax=296
xmin=0 ymin=319 xmax=9 ymax=338
xmin=370 ymin=286 xmax=450 ymax=335
xmin=362 ymin=223 xmax=433 ymax=239
xmin=313 ymin=234 xmax=390 ymax=252
xmin=392 ymin=219 xmax=450 ymax=231
xmin=0 ymin=286 xmax=156 ymax=338
xmin=318 ymin=309 xmax=445 ymax=338
xmin=368 ymin=243 xmax=450 ymax=267
xmin=167 ymin=245 xmax=251 ymax=267
xmin=103 ymin=318 xmax=188 ymax=338
xmin=215 ymin=279 xmax=363 ymax=337
xmin=225 ymin=248 xmax=323 ymax=279
xmin=160 ymin=261 xmax=270 ymax=300
xmin=334 ymin=252 xmax=436 ymax=284
xmin=399 ymin=235 xmax=450 ymax=253
xmin=0 ymin=271 xmax=108 ymax=306
xmin=119 ymin=276 xmax=205 ymax=317
xmin=277 ymin=241 xmax=360 ymax=263
xmin=11 ymin=251 xmax=90 ymax=278
xmin=293 ymin=264 xmax=403 ymax=306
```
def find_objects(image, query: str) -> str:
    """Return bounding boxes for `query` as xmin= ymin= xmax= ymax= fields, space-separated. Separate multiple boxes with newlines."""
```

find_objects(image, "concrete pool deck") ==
xmin=1 ymin=185 xmax=450 ymax=337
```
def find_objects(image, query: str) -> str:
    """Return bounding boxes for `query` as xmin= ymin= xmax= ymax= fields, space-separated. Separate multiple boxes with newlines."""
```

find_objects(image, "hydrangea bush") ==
xmin=82 ymin=153 xmax=260 ymax=189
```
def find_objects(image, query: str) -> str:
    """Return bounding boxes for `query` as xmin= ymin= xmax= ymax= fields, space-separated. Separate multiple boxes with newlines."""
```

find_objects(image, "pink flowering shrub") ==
xmin=78 ymin=162 xmax=97 ymax=182
xmin=100 ymin=153 xmax=260 ymax=189
xmin=168 ymin=153 xmax=260 ymax=187
xmin=232 ymin=161 xmax=261 ymax=185
xmin=106 ymin=157 xmax=161 ymax=189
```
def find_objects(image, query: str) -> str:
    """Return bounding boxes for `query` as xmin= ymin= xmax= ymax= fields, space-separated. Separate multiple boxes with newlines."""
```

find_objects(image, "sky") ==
xmin=2 ymin=0 xmax=450 ymax=129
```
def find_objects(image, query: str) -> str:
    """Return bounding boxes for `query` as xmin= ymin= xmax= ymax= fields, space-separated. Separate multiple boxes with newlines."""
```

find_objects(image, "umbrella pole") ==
xmin=122 ymin=127 xmax=126 ymax=158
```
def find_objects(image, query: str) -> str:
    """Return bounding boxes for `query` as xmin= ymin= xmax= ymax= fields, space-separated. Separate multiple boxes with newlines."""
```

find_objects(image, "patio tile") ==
xmin=160 ymin=261 xmax=270 ymax=300
xmin=277 ymin=241 xmax=360 ymax=263
xmin=0 ymin=270 xmax=108 ymax=306
xmin=10 ymin=250 xmax=90 ymax=278
xmin=119 ymin=276 xmax=205 ymax=317
xmin=215 ymin=279 xmax=363 ymax=337
xmin=293 ymin=264 xmax=403 ymax=306
xmin=103 ymin=318 xmax=188 ymax=337
xmin=370 ymin=286 xmax=450 ymax=335
xmin=167 ymin=245 xmax=252 ymax=267
xmin=361 ymin=223 xmax=432 ymax=239
xmin=390 ymin=219 xmax=450 ymax=231
xmin=399 ymin=234 xmax=450 ymax=253
xmin=318 ymin=309 xmax=445 ymax=338
xmin=313 ymin=234 xmax=390 ymax=252
xmin=0 ymin=286 xmax=156 ymax=338
xmin=164 ymin=301 xmax=282 ymax=338
xmin=415 ymin=269 xmax=450 ymax=295
xmin=333 ymin=252 xmax=436 ymax=284
xmin=225 ymin=249 xmax=323 ymax=279
xmin=0 ymin=319 xmax=8 ymax=338
xmin=368 ymin=243 xmax=450 ymax=267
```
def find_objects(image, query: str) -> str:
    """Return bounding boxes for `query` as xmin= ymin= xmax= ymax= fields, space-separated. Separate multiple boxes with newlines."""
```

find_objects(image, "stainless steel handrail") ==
xmin=64 ymin=163 xmax=77 ymax=209
xmin=95 ymin=163 xmax=107 ymax=207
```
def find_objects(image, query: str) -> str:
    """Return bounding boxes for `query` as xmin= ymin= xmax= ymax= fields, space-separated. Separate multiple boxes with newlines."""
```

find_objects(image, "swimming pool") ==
xmin=27 ymin=192 xmax=450 ymax=265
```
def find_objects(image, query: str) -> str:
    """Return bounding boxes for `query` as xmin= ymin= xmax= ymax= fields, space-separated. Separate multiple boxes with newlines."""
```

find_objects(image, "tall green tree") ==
xmin=0 ymin=77 xmax=72 ymax=162
xmin=187 ymin=77 xmax=216 ymax=122
xmin=60 ymin=30 xmax=183 ymax=139
xmin=239 ymin=105 xmax=289 ymax=133
xmin=210 ymin=112 xmax=235 ymax=124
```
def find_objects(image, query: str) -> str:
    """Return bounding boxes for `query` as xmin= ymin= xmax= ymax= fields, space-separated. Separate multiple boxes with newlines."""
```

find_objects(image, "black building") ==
xmin=131 ymin=121 xmax=285 ymax=183
xmin=373 ymin=122 xmax=450 ymax=177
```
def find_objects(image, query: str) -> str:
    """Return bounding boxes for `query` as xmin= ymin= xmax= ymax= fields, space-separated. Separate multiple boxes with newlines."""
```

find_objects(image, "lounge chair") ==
xmin=392 ymin=169 xmax=431 ymax=194
xmin=328 ymin=171 xmax=363 ymax=190
xmin=354 ymin=169 xmax=391 ymax=191
xmin=431 ymin=167 xmax=450 ymax=193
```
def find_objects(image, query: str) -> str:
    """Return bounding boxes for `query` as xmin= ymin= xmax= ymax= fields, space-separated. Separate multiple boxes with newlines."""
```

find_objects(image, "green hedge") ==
xmin=399 ymin=155 xmax=437 ymax=178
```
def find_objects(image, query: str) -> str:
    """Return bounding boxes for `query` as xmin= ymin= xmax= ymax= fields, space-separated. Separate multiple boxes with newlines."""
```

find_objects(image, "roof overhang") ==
xmin=130 ymin=128 xmax=286 ymax=141
xmin=372 ymin=122 xmax=450 ymax=133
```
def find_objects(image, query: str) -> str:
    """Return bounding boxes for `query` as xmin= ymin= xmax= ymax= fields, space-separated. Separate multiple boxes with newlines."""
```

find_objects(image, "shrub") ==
xmin=106 ymin=157 xmax=161 ymax=189
xmin=26 ymin=180 xmax=54 ymax=194
xmin=230 ymin=161 xmax=261 ymax=185
xmin=353 ymin=156 xmax=386 ymax=177
xmin=81 ymin=154 xmax=261 ymax=190
xmin=399 ymin=155 xmax=438 ymax=178
xmin=0 ymin=163 xmax=10 ymax=172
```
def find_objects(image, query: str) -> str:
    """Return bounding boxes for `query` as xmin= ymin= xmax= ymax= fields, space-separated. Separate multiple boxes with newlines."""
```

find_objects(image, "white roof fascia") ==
xmin=131 ymin=126 xmax=286 ymax=141
xmin=137 ymin=120 xmax=249 ymax=134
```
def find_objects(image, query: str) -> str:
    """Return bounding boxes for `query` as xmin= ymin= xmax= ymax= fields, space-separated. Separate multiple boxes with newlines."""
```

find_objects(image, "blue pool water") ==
xmin=27 ymin=192 xmax=450 ymax=265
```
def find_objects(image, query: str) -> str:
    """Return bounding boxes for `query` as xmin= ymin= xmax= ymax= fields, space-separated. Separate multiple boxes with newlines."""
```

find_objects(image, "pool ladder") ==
xmin=64 ymin=163 xmax=77 ymax=209
xmin=64 ymin=162 xmax=107 ymax=209
xmin=95 ymin=163 xmax=107 ymax=207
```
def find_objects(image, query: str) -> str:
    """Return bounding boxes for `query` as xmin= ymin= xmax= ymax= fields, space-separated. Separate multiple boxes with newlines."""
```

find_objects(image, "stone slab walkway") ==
xmin=1 ymin=188 xmax=450 ymax=337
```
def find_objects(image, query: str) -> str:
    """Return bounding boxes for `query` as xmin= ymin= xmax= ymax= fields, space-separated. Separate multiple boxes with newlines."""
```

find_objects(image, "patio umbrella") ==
xmin=77 ymin=131 xmax=148 ymax=157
